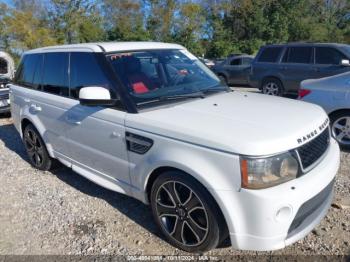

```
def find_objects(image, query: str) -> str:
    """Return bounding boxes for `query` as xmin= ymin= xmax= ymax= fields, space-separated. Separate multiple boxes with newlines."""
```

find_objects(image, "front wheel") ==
xmin=262 ymin=78 xmax=283 ymax=96
xmin=150 ymin=171 xmax=226 ymax=252
xmin=331 ymin=111 xmax=350 ymax=149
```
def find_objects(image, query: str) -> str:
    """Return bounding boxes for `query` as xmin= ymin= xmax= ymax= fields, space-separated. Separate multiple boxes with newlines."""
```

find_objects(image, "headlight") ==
xmin=240 ymin=152 xmax=299 ymax=189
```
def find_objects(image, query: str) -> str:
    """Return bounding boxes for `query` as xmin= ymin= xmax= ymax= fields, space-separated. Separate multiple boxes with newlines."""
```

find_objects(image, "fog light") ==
xmin=275 ymin=206 xmax=292 ymax=222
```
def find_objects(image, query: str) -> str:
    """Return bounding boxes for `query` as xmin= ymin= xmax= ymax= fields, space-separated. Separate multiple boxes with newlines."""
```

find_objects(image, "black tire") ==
xmin=218 ymin=75 xmax=228 ymax=86
xmin=330 ymin=111 xmax=350 ymax=150
xmin=262 ymin=77 xmax=284 ymax=96
xmin=23 ymin=123 xmax=54 ymax=171
xmin=150 ymin=171 xmax=227 ymax=252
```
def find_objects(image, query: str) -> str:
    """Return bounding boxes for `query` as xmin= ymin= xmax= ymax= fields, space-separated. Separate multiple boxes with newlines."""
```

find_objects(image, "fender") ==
xmin=20 ymin=110 xmax=55 ymax=159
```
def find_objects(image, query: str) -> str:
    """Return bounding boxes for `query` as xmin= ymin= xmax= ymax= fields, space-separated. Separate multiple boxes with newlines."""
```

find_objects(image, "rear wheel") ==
xmin=150 ymin=171 xmax=227 ymax=252
xmin=330 ymin=111 xmax=350 ymax=149
xmin=262 ymin=78 xmax=284 ymax=96
xmin=23 ymin=124 xmax=53 ymax=171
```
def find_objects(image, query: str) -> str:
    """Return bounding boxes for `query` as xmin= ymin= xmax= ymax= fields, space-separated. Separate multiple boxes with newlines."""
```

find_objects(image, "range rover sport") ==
xmin=10 ymin=42 xmax=340 ymax=252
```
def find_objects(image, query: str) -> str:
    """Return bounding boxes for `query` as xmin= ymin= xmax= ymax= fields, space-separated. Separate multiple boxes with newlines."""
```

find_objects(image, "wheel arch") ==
xmin=261 ymin=76 xmax=283 ymax=89
xmin=145 ymin=165 xmax=230 ymax=239
xmin=328 ymin=108 xmax=350 ymax=119
xmin=20 ymin=117 xmax=55 ymax=158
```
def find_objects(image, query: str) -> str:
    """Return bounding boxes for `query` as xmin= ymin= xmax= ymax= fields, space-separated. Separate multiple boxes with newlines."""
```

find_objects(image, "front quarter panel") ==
xmin=125 ymin=127 xmax=241 ymax=203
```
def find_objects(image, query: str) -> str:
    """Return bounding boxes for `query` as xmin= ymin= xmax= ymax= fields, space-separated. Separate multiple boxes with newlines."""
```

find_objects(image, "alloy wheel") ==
xmin=155 ymin=181 xmax=209 ymax=247
xmin=24 ymin=129 xmax=44 ymax=167
xmin=332 ymin=116 xmax=350 ymax=146
xmin=263 ymin=82 xmax=279 ymax=95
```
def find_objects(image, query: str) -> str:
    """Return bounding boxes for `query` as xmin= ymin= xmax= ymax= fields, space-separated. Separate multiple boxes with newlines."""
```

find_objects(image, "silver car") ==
xmin=299 ymin=71 xmax=350 ymax=149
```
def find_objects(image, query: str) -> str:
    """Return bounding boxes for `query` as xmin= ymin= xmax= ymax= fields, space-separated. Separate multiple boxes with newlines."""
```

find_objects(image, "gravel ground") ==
xmin=0 ymin=97 xmax=349 ymax=257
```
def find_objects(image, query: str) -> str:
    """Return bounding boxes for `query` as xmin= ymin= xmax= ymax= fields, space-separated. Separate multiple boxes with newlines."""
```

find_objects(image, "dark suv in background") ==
xmin=249 ymin=43 xmax=350 ymax=96
xmin=212 ymin=54 xmax=254 ymax=86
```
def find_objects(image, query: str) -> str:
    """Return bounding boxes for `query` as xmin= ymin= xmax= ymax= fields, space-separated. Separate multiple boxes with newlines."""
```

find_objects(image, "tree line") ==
xmin=0 ymin=0 xmax=349 ymax=62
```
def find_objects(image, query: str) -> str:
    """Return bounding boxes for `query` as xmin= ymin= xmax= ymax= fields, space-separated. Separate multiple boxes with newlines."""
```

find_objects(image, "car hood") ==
xmin=125 ymin=91 xmax=328 ymax=156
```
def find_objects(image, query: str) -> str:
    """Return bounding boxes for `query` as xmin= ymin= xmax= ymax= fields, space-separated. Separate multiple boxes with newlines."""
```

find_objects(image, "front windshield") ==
xmin=106 ymin=49 xmax=227 ymax=107
xmin=341 ymin=45 xmax=350 ymax=57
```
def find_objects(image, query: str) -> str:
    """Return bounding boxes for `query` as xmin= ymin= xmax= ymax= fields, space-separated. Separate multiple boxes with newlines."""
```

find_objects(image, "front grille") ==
xmin=288 ymin=179 xmax=334 ymax=236
xmin=0 ymin=93 xmax=9 ymax=100
xmin=297 ymin=128 xmax=330 ymax=170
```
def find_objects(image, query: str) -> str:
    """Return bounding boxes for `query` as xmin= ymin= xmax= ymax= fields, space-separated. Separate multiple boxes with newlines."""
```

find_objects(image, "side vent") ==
xmin=126 ymin=132 xmax=153 ymax=154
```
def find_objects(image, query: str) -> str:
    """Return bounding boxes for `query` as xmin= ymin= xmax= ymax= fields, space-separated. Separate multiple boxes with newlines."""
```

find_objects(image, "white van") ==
xmin=9 ymin=42 xmax=340 ymax=252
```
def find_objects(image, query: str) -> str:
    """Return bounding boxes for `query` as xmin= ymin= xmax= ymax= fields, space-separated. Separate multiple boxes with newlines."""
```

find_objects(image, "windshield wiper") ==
xmin=137 ymin=92 xmax=205 ymax=106
xmin=159 ymin=92 xmax=205 ymax=101
xmin=202 ymin=86 xmax=230 ymax=94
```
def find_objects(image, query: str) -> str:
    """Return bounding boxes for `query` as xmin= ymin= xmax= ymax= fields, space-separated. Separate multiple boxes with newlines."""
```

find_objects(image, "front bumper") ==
xmin=213 ymin=138 xmax=339 ymax=251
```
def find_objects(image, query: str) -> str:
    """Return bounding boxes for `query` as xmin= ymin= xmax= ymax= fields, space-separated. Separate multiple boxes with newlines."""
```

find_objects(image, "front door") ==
xmin=312 ymin=47 xmax=350 ymax=79
xmin=64 ymin=52 xmax=130 ymax=186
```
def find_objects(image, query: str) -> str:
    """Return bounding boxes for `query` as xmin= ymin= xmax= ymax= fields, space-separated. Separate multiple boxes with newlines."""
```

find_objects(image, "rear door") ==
xmin=313 ymin=47 xmax=349 ymax=78
xmin=225 ymin=58 xmax=243 ymax=84
xmin=279 ymin=46 xmax=314 ymax=92
xmin=12 ymin=52 xmax=72 ymax=161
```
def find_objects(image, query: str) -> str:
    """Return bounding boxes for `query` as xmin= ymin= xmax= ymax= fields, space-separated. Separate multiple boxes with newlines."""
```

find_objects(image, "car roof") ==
xmin=263 ymin=42 xmax=350 ymax=48
xmin=25 ymin=42 xmax=186 ymax=54
xmin=228 ymin=54 xmax=254 ymax=59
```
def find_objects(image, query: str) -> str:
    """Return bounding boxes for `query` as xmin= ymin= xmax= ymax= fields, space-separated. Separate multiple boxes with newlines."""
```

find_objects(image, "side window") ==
xmin=242 ymin=57 xmax=253 ymax=65
xmin=230 ymin=58 xmax=241 ymax=66
xmin=257 ymin=47 xmax=283 ymax=63
xmin=70 ymin=52 xmax=113 ymax=99
xmin=15 ymin=54 xmax=40 ymax=88
xmin=283 ymin=47 xmax=312 ymax=64
xmin=42 ymin=53 xmax=69 ymax=96
xmin=32 ymin=54 xmax=43 ymax=90
xmin=315 ymin=47 xmax=346 ymax=65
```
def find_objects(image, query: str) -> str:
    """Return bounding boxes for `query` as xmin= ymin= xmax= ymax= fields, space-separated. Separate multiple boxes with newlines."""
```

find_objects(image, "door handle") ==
xmin=24 ymin=98 xmax=31 ymax=103
xmin=30 ymin=104 xmax=42 ymax=112
xmin=66 ymin=116 xmax=81 ymax=125
xmin=313 ymin=68 xmax=320 ymax=72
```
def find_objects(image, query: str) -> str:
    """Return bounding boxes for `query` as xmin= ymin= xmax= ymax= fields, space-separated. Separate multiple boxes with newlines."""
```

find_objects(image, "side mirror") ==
xmin=79 ymin=86 xmax=116 ymax=106
xmin=341 ymin=59 xmax=350 ymax=66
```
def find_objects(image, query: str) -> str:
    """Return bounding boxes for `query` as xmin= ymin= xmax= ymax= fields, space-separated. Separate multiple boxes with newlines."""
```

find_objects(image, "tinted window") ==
xmin=315 ymin=47 xmax=346 ymax=65
xmin=242 ymin=57 xmax=253 ymax=65
xmin=258 ymin=47 xmax=283 ymax=63
xmin=70 ymin=53 xmax=112 ymax=99
xmin=42 ymin=53 xmax=69 ymax=96
xmin=16 ymin=54 xmax=40 ymax=87
xmin=230 ymin=58 xmax=241 ymax=65
xmin=32 ymin=54 xmax=43 ymax=90
xmin=283 ymin=47 xmax=312 ymax=64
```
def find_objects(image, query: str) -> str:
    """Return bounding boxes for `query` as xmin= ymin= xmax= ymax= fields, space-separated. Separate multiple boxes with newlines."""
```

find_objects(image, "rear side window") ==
xmin=230 ymin=58 xmax=241 ymax=65
xmin=70 ymin=52 xmax=112 ymax=99
xmin=32 ymin=54 xmax=43 ymax=90
xmin=257 ymin=47 xmax=283 ymax=63
xmin=42 ymin=53 xmax=69 ymax=96
xmin=283 ymin=47 xmax=312 ymax=64
xmin=315 ymin=47 xmax=346 ymax=65
xmin=15 ymin=54 xmax=40 ymax=88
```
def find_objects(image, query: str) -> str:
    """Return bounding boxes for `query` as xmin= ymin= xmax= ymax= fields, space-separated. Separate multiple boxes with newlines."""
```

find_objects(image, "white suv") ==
xmin=10 ymin=42 xmax=340 ymax=252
